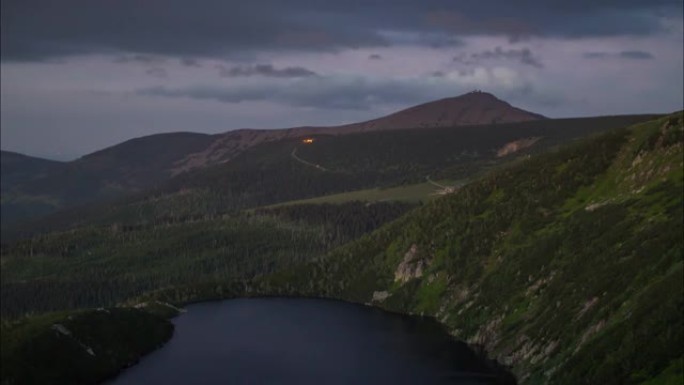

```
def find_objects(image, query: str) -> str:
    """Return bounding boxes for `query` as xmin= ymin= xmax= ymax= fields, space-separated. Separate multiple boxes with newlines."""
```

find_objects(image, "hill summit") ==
xmin=333 ymin=90 xmax=546 ymax=133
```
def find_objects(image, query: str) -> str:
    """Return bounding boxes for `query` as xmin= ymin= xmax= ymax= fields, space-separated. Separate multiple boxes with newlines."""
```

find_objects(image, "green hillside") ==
xmin=260 ymin=178 xmax=459 ymax=207
xmin=244 ymin=113 xmax=683 ymax=384
xmin=0 ymin=201 xmax=413 ymax=317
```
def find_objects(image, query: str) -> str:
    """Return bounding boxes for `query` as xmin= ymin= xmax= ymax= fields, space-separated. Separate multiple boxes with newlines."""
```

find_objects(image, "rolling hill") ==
xmin=1 ymin=92 xmax=546 ymax=227
xmin=2 ymin=114 xmax=657 ymax=240
xmin=1 ymin=133 xmax=216 ymax=227
xmin=1 ymin=151 xmax=66 ymax=225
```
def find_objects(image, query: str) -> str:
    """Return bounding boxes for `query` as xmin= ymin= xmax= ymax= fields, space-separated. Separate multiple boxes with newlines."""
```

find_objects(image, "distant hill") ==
xmin=0 ymin=92 xmax=648 ymax=228
xmin=1 ymin=151 xmax=65 ymax=224
xmin=1 ymin=151 xmax=64 ymax=186
xmin=1 ymin=133 xmax=215 ymax=227
xmin=174 ymin=91 xmax=545 ymax=171
xmin=3 ymin=115 xmax=658 ymax=240
xmin=334 ymin=91 xmax=546 ymax=132
xmin=1 ymin=92 xmax=544 ymax=226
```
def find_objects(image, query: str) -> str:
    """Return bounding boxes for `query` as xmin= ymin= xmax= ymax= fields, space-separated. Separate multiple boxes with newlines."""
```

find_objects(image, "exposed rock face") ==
xmin=394 ymin=244 xmax=427 ymax=283
xmin=496 ymin=137 xmax=541 ymax=157
xmin=372 ymin=291 xmax=390 ymax=302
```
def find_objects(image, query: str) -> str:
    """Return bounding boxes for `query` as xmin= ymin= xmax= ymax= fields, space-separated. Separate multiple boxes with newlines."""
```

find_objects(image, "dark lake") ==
xmin=110 ymin=298 xmax=514 ymax=385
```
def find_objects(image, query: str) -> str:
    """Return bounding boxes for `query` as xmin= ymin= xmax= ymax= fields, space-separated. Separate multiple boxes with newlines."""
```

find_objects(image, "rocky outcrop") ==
xmin=496 ymin=137 xmax=541 ymax=157
xmin=394 ymin=244 xmax=428 ymax=283
xmin=372 ymin=291 xmax=390 ymax=302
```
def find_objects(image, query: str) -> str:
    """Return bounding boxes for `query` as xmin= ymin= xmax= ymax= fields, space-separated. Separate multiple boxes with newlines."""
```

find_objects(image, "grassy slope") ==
xmin=251 ymin=113 xmax=683 ymax=384
xmin=261 ymin=179 xmax=459 ymax=207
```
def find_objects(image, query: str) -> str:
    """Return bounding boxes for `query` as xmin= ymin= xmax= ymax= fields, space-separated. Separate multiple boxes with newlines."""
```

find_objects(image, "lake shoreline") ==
xmin=111 ymin=295 xmax=517 ymax=385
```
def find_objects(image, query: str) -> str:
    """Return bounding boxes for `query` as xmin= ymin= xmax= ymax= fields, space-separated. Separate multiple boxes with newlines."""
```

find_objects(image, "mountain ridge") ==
xmin=0 ymin=92 xmax=546 ymax=226
xmin=174 ymin=91 xmax=545 ymax=172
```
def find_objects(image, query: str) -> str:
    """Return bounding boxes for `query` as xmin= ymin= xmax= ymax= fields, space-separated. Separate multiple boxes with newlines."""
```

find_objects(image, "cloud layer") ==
xmin=2 ymin=0 xmax=681 ymax=61
xmin=1 ymin=0 xmax=682 ymax=159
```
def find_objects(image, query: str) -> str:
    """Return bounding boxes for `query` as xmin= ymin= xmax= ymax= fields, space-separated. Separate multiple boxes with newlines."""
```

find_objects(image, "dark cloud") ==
xmin=619 ymin=50 xmax=655 ymax=59
xmin=180 ymin=58 xmax=202 ymax=67
xmin=368 ymin=54 xmax=383 ymax=60
xmin=475 ymin=47 xmax=543 ymax=68
xmin=454 ymin=47 xmax=543 ymax=68
xmin=452 ymin=54 xmax=477 ymax=66
xmin=1 ymin=0 xmax=680 ymax=61
xmin=426 ymin=36 xmax=467 ymax=49
xmin=136 ymin=76 xmax=466 ymax=110
xmin=379 ymin=31 xmax=467 ymax=48
xmin=114 ymin=54 xmax=166 ymax=65
xmin=136 ymin=71 xmax=538 ymax=111
xmin=583 ymin=50 xmax=655 ymax=60
xmin=144 ymin=67 xmax=168 ymax=78
xmin=216 ymin=64 xmax=318 ymax=78
xmin=582 ymin=52 xmax=611 ymax=59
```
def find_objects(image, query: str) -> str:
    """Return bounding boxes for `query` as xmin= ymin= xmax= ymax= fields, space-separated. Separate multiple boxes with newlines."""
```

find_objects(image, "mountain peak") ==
xmin=455 ymin=90 xmax=506 ymax=103
xmin=337 ymin=91 xmax=545 ymax=133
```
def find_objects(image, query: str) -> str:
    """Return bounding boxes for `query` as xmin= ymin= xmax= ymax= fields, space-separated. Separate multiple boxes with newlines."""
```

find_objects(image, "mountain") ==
xmin=173 ymin=91 xmax=545 ymax=171
xmin=1 ymin=113 xmax=681 ymax=384
xmin=0 ymin=92 xmax=545 ymax=226
xmin=3 ymin=115 xmax=656 ymax=239
xmin=333 ymin=91 xmax=546 ymax=132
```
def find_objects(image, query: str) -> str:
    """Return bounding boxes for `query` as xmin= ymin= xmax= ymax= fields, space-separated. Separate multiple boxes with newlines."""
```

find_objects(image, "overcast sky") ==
xmin=1 ymin=0 xmax=682 ymax=160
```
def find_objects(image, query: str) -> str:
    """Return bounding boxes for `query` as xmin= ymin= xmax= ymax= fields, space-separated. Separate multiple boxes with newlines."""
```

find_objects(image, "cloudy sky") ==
xmin=1 ymin=0 xmax=682 ymax=160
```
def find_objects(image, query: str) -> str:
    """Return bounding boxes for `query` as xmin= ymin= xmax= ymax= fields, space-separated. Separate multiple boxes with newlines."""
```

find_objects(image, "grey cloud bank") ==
xmin=583 ymin=50 xmax=656 ymax=60
xmin=217 ymin=64 xmax=318 ymax=78
xmin=454 ymin=47 xmax=544 ymax=68
xmin=2 ymin=0 xmax=681 ymax=61
xmin=1 ymin=0 xmax=682 ymax=159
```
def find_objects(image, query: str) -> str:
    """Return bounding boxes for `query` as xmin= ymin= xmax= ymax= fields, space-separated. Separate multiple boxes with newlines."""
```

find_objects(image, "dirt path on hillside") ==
xmin=291 ymin=147 xmax=329 ymax=171
xmin=426 ymin=175 xmax=460 ymax=196
xmin=425 ymin=175 xmax=448 ymax=188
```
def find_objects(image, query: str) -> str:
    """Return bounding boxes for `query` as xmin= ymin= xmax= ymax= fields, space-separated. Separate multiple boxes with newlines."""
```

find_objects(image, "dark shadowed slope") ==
xmin=1 ymin=151 xmax=65 ymax=187
xmin=1 ymin=151 xmax=66 ymax=225
xmin=1 ymin=133 xmax=216 ymax=226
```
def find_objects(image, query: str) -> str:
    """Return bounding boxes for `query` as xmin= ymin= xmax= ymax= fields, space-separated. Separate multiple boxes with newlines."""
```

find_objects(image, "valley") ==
xmin=3 ymin=1 xmax=683 ymax=383
xmin=1 ymin=109 xmax=681 ymax=384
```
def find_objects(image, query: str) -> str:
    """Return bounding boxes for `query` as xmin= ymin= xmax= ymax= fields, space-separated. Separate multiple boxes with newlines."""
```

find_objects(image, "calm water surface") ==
xmin=111 ymin=298 xmax=512 ymax=385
